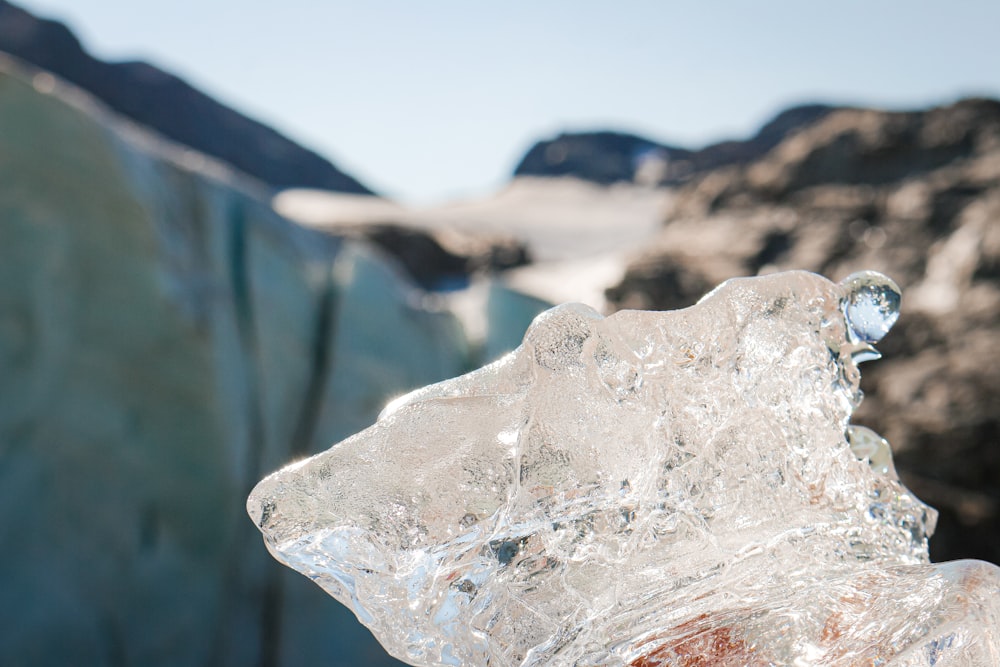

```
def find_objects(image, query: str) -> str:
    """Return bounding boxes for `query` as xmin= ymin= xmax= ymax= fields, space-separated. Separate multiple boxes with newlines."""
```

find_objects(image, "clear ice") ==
xmin=249 ymin=271 xmax=1000 ymax=666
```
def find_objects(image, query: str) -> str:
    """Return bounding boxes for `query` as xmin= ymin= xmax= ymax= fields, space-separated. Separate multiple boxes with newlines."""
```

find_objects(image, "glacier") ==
xmin=0 ymin=56 xmax=544 ymax=666
xmin=249 ymin=271 xmax=1000 ymax=665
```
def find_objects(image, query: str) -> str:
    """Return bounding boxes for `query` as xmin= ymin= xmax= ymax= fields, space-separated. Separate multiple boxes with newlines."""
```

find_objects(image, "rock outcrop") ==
xmin=0 ymin=59 xmax=456 ymax=666
xmin=607 ymin=98 xmax=1000 ymax=565
xmin=0 ymin=0 xmax=373 ymax=194
xmin=513 ymin=130 xmax=688 ymax=185
xmin=513 ymin=104 xmax=838 ymax=186
xmin=310 ymin=223 xmax=531 ymax=292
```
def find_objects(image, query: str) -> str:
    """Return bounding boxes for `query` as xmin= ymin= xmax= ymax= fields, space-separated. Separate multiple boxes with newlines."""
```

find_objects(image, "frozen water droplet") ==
xmin=850 ymin=344 xmax=882 ymax=364
xmin=847 ymin=425 xmax=898 ymax=480
xmin=841 ymin=271 xmax=901 ymax=344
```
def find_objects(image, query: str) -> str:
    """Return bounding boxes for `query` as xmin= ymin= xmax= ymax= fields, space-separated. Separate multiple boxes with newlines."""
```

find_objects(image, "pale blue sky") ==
xmin=17 ymin=1 xmax=1000 ymax=203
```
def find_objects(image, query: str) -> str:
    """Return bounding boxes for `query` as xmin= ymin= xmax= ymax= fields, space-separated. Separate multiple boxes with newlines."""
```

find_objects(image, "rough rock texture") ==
xmin=513 ymin=104 xmax=838 ymax=186
xmin=0 ymin=60 xmax=455 ymax=666
xmin=607 ymin=98 xmax=1000 ymax=565
xmin=321 ymin=223 xmax=531 ymax=291
xmin=0 ymin=0 xmax=373 ymax=194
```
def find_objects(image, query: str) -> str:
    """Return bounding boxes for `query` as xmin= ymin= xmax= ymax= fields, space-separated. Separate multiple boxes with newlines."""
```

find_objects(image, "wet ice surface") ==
xmin=249 ymin=271 xmax=1000 ymax=666
xmin=842 ymin=270 xmax=902 ymax=345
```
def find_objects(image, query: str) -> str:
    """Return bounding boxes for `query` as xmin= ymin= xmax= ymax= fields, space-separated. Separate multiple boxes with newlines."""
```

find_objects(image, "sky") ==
xmin=16 ymin=0 xmax=1000 ymax=204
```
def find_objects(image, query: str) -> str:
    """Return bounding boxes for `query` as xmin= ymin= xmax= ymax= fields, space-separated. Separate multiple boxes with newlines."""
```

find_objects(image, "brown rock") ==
xmin=313 ymin=222 xmax=530 ymax=291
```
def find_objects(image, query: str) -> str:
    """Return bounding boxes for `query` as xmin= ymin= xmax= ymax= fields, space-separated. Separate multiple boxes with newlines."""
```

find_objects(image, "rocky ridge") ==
xmin=0 ymin=0 xmax=373 ymax=194
xmin=513 ymin=104 xmax=839 ymax=186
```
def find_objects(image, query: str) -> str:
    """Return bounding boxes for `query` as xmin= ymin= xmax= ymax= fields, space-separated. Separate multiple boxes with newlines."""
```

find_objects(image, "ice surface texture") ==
xmin=249 ymin=271 xmax=1000 ymax=666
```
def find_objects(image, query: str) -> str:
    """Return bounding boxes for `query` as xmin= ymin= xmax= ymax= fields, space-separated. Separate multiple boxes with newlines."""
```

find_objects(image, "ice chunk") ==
xmin=249 ymin=270 xmax=1000 ymax=666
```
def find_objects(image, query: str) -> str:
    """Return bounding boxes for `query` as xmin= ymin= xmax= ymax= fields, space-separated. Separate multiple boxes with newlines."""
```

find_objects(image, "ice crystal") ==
xmin=249 ymin=270 xmax=1000 ymax=666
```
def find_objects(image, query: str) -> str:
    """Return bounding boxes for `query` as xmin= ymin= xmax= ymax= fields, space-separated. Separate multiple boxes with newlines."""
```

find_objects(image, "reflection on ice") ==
xmin=250 ymin=270 xmax=1000 ymax=666
xmin=842 ymin=270 xmax=902 ymax=344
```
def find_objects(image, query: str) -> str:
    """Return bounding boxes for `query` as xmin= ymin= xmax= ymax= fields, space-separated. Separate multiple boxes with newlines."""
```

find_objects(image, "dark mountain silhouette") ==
xmin=514 ymin=104 xmax=840 ymax=185
xmin=0 ymin=0 xmax=373 ymax=194
xmin=513 ymin=130 xmax=692 ymax=185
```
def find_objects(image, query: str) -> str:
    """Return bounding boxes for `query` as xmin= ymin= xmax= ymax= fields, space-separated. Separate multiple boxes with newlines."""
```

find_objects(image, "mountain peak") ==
xmin=0 ymin=0 xmax=374 ymax=194
xmin=512 ymin=104 xmax=844 ymax=187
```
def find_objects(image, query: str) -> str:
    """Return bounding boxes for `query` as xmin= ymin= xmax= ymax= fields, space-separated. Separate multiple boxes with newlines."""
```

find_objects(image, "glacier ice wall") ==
xmin=0 ymin=58 xmax=485 ymax=667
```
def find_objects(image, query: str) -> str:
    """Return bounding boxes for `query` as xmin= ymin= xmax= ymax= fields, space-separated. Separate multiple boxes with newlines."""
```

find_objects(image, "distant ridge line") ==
xmin=513 ymin=104 xmax=844 ymax=186
xmin=0 ymin=0 xmax=374 ymax=195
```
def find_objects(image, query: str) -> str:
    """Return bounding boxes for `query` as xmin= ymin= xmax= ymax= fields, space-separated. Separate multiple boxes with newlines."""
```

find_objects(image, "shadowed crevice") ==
xmin=289 ymin=266 xmax=339 ymax=458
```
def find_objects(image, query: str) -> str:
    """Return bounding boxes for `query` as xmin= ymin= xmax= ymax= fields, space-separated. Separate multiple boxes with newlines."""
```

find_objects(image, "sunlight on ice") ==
xmin=250 ymin=270 xmax=1000 ymax=666
xmin=841 ymin=270 xmax=902 ymax=344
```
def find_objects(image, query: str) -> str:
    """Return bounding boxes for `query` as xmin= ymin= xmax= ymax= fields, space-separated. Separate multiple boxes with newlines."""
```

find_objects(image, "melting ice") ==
xmin=249 ymin=271 xmax=1000 ymax=666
